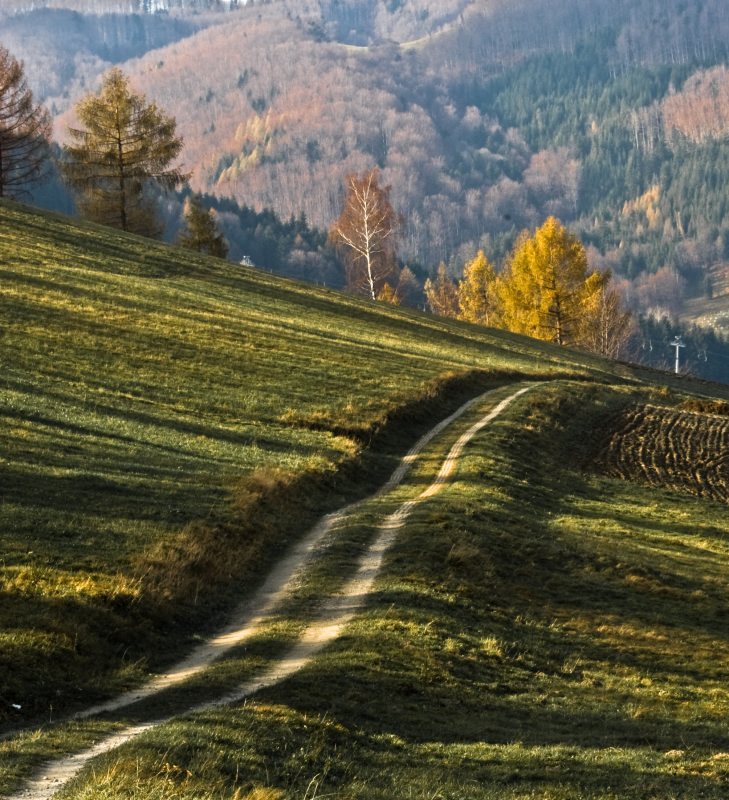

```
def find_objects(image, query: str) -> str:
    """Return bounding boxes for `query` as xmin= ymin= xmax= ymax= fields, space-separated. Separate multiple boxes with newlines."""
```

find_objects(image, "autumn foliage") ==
xmin=0 ymin=46 xmax=50 ymax=199
xmin=424 ymin=263 xmax=459 ymax=318
xmin=458 ymin=250 xmax=498 ymax=326
xmin=497 ymin=217 xmax=608 ymax=346
xmin=62 ymin=68 xmax=186 ymax=236
xmin=329 ymin=168 xmax=399 ymax=300
xmin=423 ymin=217 xmax=633 ymax=359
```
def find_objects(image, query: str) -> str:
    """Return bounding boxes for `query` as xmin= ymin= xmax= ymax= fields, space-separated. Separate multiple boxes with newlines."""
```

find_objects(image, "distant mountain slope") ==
xmin=0 ymin=0 xmax=235 ymax=12
xmin=117 ymin=0 xmax=729 ymax=269
xmin=0 ymin=7 xmax=202 ymax=99
xmin=7 ymin=0 xmax=729 ymax=324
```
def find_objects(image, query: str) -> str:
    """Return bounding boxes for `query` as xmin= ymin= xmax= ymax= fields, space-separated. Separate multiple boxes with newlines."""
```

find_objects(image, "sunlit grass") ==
xmin=34 ymin=382 xmax=729 ymax=799
xmin=3 ymin=197 xmax=729 ymax=797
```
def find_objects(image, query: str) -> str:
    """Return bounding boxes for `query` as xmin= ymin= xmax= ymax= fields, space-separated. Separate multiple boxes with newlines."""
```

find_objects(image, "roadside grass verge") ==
xmin=48 ymin=381 xmax=729 ymax=799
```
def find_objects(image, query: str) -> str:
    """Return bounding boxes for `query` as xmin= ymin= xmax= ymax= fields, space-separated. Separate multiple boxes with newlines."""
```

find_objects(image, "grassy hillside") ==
xmin=0 ymin=199 xmax=609 ymax=729
xmin=3 ymin=380 xmax=728 ymax=799
xmin=1 ymin=200 xmax=728 ymax=798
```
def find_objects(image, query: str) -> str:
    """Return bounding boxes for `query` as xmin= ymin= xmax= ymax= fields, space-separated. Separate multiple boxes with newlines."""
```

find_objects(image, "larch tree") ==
xmin=376 ymin=281 xmax=400 ymax=305
xmin=329 ymin=167 xmax=399 ymax=300
xmin=497 ymin=217 xmax=607 ymax=346
xmin=424 ymin=262 xmax=459 ymax=318
xmin=457 ymin=249 xmax=498 ymax=326
xmin=0 ymin=46 xmax=51 ymax=199
xmin=62 ymin=68 xmax=186 ymax=237
xmin=178 ymin=193 xmax=229 ymax=258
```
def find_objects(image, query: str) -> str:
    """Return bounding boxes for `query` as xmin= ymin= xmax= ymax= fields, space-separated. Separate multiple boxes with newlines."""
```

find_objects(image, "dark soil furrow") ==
xmin=595 ymin=403 xmax=729 ymax=504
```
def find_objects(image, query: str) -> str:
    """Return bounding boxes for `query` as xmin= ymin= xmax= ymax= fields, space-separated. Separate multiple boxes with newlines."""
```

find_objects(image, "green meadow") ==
xmin=1 ymin=200 xmax=728 ymax=798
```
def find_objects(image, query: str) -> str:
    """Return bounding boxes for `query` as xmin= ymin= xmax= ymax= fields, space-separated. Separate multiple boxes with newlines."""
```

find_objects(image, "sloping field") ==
xmin=0 ymin=199 xmax=613 ymax=729
xmin=2 ymin=201 xmax=729 ymax=799
xmin=4 ymin=380 xmax=728 ymax=800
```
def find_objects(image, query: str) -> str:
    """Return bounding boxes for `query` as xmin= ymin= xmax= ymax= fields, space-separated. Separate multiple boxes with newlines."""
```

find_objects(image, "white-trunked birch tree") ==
xmin=329 ymin=167 xmax=399 ymax=300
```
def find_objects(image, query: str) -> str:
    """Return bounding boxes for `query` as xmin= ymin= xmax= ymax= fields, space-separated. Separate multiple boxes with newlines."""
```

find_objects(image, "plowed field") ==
xmin=596 ymin=403 xmax=729 ymax=502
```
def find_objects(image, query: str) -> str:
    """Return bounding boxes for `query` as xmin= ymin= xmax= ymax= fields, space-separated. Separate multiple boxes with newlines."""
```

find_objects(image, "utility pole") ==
xmin=670 ymin=336 xmax=685 ymax=374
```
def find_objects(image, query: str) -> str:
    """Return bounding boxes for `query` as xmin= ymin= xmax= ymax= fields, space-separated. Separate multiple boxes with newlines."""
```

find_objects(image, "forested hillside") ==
xmin=5 ymin=0 xmax=729 ymax=333
xmin=0 ymin=7 xmax=206 ymax=100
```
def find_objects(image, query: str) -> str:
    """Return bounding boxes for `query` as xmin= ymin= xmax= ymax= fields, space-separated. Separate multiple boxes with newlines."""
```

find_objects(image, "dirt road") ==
xmin=7 ymin=383 xmax=534 ymax=800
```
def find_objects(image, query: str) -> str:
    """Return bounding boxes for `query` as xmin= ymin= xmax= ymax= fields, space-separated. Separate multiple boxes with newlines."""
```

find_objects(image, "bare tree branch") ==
xmin=329 ymin=167 xmax=399 ymax=300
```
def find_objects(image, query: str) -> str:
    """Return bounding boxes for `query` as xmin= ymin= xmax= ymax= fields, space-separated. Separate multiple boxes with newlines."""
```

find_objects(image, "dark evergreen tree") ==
xmin=178 ymin=193 xmax=229 ymax=258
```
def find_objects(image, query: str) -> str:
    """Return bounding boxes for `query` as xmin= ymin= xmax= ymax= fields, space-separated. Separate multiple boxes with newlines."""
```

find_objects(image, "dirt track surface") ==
xmin=7 ymin=383 xmax=534 ymax=800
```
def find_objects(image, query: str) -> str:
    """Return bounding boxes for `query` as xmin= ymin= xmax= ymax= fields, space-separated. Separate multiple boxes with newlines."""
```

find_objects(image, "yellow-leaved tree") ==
xmin=376 ymin=282 xmax=400 ymax=305
xmin=457 ymin=249 xmax=498 ymax=325
xmin=497 ymin=217 xmax=607 ymax=346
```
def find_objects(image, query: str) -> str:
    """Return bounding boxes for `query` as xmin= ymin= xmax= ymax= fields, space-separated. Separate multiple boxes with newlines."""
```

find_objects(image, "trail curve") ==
xmin=7 ymin=383 xmax=535 ymax=800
